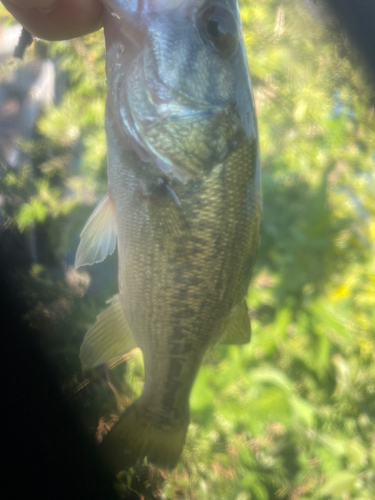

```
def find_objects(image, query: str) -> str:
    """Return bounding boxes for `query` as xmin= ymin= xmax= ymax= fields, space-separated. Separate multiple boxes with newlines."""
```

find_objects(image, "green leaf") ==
xmin=17 ymin=201 xmax=48 ymax=230
xmin=319 ymin=471 xmax=356 ymax=496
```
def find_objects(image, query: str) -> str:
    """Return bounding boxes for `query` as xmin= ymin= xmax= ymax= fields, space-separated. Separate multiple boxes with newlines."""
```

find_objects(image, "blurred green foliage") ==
xmin=1 ymin=0 xmax=375 ymax=498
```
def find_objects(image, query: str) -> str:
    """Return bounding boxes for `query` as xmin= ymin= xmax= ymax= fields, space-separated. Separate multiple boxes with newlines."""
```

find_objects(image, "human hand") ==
xmin=1 ymin=0 xmax=103 ymax=41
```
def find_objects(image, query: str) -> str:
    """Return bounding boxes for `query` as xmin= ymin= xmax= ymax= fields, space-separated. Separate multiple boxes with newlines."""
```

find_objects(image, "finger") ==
xmin=5 ymin=0 xmax=57 ymax=10
xmin=1 ymin=0 xmax=103 ymax=41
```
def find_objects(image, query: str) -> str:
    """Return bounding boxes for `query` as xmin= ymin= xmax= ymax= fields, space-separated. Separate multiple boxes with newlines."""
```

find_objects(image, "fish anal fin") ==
xmin=75 ymin=193 xmax=117 ymax=269
xmin=80 ymin=294 xmax=137 ymax=369
xmin=218 ymin=299 xmax=251 ymax=345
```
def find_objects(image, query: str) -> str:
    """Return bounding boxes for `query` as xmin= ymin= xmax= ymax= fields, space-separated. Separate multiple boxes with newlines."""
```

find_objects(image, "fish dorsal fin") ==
xmin=218 ymin=299 xmax=251 ymax=345
xmin=80 ymin=294 xmax=137 ymax=368
xmin=75 ymin=193 xmax=117 ymax=269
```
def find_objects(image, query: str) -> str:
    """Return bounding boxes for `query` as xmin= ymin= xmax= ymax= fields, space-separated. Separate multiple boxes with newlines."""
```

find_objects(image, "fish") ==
xmin=74 ymin=0 xmax=261 ymax=474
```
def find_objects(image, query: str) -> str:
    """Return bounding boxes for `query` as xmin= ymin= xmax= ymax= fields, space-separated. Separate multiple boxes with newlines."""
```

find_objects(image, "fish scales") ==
xmin=75 ymin=0 xmax=261 ymax=472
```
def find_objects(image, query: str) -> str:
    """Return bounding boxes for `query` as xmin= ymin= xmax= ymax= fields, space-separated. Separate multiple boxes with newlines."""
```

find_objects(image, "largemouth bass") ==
xmin=75 ymin=0 xmax=261 ymax=473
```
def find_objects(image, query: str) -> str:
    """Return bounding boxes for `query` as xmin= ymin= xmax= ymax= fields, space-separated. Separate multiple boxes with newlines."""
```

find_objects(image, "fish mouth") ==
xmin=136 ymin=52 xmax=224 ymax=127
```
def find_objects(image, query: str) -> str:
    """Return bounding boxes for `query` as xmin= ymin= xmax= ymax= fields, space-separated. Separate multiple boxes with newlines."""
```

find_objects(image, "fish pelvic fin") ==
xmin=99 ymin=399 xmax=189 ymax=473
xmin=80 ymin=294 xmax=137 ymax=368
xmin=218 ymin=299 xmax=251 ymax=345
xmin=75 ymin=193 xmax=117 ymax=269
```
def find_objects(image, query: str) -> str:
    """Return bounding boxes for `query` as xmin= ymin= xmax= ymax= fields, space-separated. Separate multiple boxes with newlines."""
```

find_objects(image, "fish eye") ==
xmin=199 ymin=5 xmax=239 ymax=58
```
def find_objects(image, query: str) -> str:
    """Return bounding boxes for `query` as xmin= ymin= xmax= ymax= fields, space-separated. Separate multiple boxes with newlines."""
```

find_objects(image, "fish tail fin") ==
xmin=99 ymin=399 xmax=188 ymax=473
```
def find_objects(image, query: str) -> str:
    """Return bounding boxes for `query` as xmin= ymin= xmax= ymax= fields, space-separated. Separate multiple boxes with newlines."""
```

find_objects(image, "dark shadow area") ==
xmin=323 ymin=0 xmax=375 ymax=78
xmin=0 ymin=243 xmax=121 ymax=500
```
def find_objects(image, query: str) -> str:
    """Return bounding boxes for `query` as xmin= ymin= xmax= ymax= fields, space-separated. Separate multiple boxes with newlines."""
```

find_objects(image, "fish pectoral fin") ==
xmin=75 ymin=193 xmax=117 ymax=269
xmin=148 ymin=183 xmax=191 ymax=255
xmin=218 ymin=299 xmax=251 ymax=345
xmin=80 ymin=294 xmax=137 ymax=368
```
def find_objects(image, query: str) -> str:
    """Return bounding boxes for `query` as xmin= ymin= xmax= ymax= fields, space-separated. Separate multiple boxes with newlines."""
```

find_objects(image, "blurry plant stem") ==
xmin=105 ymin=367 xmax=126 ymax=412
xmin=72 ymin=38 xmax=88 ymax=59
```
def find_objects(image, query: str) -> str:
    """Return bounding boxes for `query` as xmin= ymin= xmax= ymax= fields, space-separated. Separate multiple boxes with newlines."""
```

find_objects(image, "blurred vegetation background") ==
xmin=1 ymin=0 xmax=375 ymax=498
